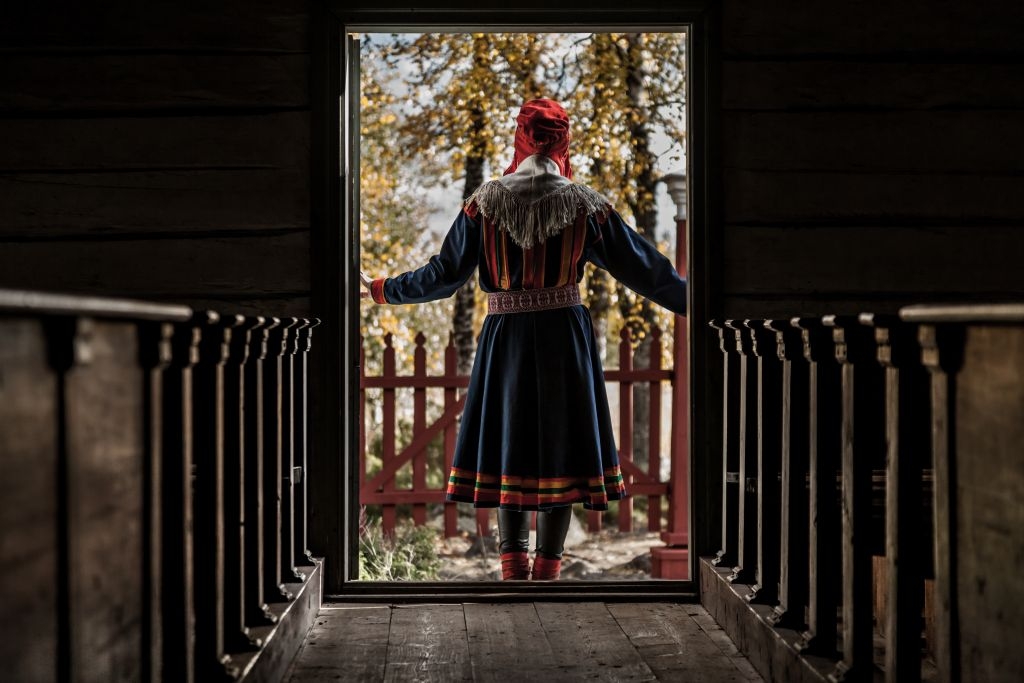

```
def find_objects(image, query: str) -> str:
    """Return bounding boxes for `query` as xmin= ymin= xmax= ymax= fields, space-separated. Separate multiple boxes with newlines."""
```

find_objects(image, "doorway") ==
xmin=351 ymin=29 xmax=690 ymax=583
xmin=312 ymin=2 xmax=716 ymax=596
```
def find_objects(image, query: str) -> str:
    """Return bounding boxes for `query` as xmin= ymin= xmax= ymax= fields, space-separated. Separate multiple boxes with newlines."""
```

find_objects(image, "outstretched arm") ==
xmin=587 ymin=210 xmax=687 ymax=316
xmin=368 ymin=210 xmax=480 ymax=305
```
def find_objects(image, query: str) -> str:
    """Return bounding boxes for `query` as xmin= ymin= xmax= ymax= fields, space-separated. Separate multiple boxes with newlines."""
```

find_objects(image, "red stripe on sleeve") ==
xmin=370 ymin=278 xmax=388 ymax=304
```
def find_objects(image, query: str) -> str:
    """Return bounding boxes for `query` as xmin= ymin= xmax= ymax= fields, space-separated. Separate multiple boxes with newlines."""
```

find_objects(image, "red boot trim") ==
xmin=500 ymin=552 xmax=530 ymax=580
xmin=531 ymin=556 xmax=562 ymax=581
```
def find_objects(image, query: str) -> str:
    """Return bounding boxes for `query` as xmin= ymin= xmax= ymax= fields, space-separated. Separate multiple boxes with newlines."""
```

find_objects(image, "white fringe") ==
xmin=466 ymin=181 xmax=612 ymax=249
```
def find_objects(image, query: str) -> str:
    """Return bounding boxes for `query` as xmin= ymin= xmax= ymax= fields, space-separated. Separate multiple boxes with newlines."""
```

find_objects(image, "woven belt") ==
xmin=487 ymin=284 xmax=582 ymax=315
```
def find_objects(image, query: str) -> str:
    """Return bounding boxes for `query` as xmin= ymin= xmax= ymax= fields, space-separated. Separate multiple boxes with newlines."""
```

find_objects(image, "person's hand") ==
xmin=359 ymin=271 xmax=373 ymax=299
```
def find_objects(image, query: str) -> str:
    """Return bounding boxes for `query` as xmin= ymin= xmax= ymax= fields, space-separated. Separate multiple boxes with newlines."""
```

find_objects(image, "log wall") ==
xmin=4 ymin=0 xmax=1024 ymax=605
xmin=0 ymin=1 xmax=312 ymax=316
xmin=719 ymin=0 xmax=1024 ymax=318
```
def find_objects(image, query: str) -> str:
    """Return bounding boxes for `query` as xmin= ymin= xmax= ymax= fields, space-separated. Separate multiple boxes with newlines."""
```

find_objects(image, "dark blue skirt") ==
xmin=445 ymin=304 xmax=626 ymax=510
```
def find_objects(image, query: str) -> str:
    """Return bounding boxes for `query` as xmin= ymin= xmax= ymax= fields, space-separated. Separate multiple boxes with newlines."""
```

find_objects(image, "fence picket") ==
xmin=412 ymin=333 xmax=427 ymax=526
xmin=360 ymin=324 xmax=681 ymax=547
xmin=617 ymin=327 xmax=634 ymax=533
xmin=381 ymin=334 xmax=396 ymax=536
xmin=443 ymin=336 xmax=458 ymax=538
xmin=648 ymin=327 xmax=663 ymax=532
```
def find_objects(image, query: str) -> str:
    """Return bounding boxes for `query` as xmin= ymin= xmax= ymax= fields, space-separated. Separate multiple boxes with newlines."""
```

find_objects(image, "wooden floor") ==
xmin=286 ymin=602 xmax=763 ymax=682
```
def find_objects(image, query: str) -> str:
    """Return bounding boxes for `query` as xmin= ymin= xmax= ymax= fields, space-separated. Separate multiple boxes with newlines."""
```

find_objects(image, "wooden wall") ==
xmin=719 ymin=0 xmax=1024 ymax=317
xmin=4 ymin=1 xmax=1023 ymax=332
xmin=0 ymin=1 xmax=312 ymax=316
xmin=4 ymin=0 xmax=1024 ymax=600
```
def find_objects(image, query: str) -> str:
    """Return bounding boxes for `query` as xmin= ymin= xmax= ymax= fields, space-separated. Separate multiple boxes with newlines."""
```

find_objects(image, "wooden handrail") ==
xmin=900 ymin=302 xmax=1024 ymax=322
xmin=0 ymin=288 xmax=192 ymax=320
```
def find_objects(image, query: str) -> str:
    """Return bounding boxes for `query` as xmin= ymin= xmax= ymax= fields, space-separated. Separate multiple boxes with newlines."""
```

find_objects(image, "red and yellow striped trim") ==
xmin=482 ymin=219 xmax=513 ymax=290
xmin=499 ymin=230 xmax=511 ymax=290
xmin=446 ymin=465 xmax=627 ymax=510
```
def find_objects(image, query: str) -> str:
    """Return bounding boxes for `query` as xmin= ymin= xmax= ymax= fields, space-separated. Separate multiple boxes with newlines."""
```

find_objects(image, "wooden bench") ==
xmin=704 ymin=311 xmax=952 ymax=682
xmin=0 ymin=289 xmax=320 ymax=682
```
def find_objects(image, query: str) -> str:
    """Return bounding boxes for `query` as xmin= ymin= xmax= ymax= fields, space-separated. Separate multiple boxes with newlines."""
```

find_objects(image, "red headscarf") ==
xmin=503 ymin=98 xmax=573 ymax=179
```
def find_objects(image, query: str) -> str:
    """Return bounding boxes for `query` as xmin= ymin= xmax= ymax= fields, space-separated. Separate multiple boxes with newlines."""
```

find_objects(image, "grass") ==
xmin=358 ymin=513 xmax=441 ymax=581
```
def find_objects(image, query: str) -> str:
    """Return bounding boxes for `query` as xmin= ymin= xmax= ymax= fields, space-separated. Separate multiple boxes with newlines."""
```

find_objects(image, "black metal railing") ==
xmin=0 ymin=289 xmax=319 ymax=682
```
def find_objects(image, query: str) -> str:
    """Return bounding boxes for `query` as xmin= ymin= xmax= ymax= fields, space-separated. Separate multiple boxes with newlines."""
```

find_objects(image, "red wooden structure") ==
xmin=359 ymin=323 xmax=688 ymax=548
xmin=651 ymin=197 xmax=689 ymax=579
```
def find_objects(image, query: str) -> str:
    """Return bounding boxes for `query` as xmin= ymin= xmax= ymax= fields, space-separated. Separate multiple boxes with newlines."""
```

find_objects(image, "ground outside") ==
xmin=436 ymin=521 xmax=677 ymax=582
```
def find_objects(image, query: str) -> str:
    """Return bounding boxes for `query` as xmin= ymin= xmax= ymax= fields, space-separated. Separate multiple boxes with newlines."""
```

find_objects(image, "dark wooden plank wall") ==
xmin=720 ymin=0 xmax=1024 ymax=318
xmin=0 ymin=1 xmax=312 ymax=317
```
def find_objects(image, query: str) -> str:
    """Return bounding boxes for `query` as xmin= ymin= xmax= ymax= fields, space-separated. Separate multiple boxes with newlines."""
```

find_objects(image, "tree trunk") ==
xmin=586 ymin=145 xmax=612 ymax=361
xmin=621 ymin=33 xmax=661 ymax=482
xmin=454 ymin=151 xmax=484 ymax=376
xmin=587 ymin=266 xmax=612 ymax=361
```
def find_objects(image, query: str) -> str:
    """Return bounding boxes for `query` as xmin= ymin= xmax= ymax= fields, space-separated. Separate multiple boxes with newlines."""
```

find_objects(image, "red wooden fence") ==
xmin=360 ymin=323 xmax=687 ymax=542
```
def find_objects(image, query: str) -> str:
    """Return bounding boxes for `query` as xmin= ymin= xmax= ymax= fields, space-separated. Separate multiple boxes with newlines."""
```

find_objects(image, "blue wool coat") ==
xmin=374 ymin=182 xmax=687 ymax=510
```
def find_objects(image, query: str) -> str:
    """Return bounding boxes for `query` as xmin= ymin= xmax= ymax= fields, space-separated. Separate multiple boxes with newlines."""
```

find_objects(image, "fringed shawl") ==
xmin=466 ymin=181 xmax=611 ymax=250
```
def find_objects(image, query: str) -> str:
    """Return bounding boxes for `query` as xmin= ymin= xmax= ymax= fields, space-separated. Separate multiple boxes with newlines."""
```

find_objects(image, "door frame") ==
xmin=310 ymin=0 xmax=722 ymax=597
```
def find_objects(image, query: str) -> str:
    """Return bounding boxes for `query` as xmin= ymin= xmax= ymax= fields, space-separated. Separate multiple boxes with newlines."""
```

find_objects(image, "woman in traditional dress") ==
xmin=362 ymin=98 xmax=687 ymax=580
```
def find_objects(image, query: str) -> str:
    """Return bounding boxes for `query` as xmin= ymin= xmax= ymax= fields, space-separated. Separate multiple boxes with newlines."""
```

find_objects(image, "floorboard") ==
xmin=285 ymin=603 xmax=763 ymax=682
xmin=609 ymin=603 xmax=760 ymax=681
xmin=383 ymin=604 xmax=472 ymax=683
xmin=285 ymin=606 xmax=390 ymax=682
xmin=464 ymin=603 xmax=555 ymax=679
xmin=534 ymin=602 xmax=657 ymax=681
